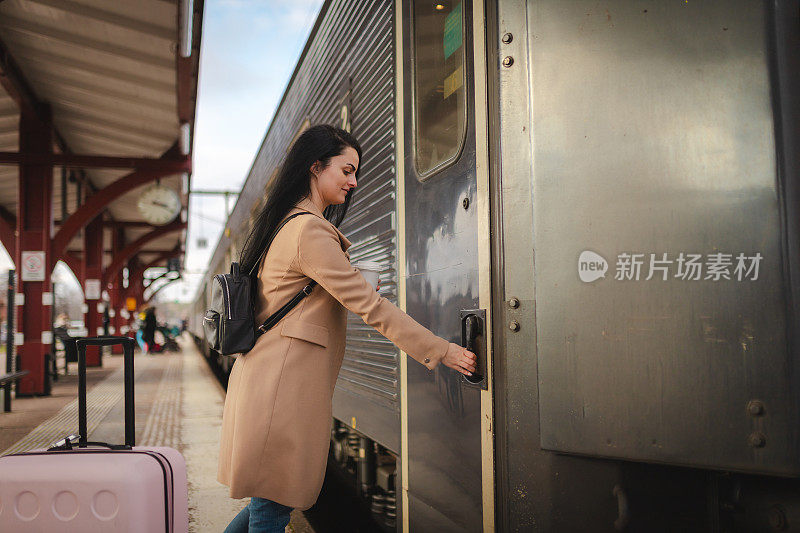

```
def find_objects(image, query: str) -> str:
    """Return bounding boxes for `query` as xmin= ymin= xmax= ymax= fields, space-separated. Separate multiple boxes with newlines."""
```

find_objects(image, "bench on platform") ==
xmin=1 ymin=370 xmax=29 ymax=412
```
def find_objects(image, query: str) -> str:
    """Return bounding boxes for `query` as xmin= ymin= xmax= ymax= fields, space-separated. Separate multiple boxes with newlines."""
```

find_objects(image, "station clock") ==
xmin=137 ymin=183 xmax=182 ymax=225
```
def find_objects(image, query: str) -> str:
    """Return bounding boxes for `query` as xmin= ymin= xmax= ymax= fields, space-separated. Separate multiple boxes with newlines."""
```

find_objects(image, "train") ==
xmin=187 ymin=0 xmax=800 ymax=531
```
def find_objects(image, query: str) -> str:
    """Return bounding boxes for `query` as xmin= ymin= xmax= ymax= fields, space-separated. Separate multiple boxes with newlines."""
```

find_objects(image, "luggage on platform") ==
xmin=0 ymin=336 xmax=189 ymax=532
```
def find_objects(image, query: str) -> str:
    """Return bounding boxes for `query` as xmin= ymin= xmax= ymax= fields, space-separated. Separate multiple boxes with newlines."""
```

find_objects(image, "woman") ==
xmin=219 ymin=125 xmax=478 ymax=532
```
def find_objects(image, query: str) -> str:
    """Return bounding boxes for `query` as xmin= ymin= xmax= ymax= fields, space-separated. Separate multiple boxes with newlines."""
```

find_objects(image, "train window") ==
xmin=412 ymin=0 xmax=467 ymax=178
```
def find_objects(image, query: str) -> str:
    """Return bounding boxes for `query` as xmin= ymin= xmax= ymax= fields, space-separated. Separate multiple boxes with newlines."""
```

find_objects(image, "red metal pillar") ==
xmin=108 ymin=227 xmax=125 ymax=353
xmin=106 ymin=281 xmax=124 ymax=353
xmin=130 ymin=267 xmax=145 ymax=309
xmin=82 ymin=215 xmax=103 ymax=366
xmin=130 ymin=263 xmax=146 ymax=335
xmin=111 ymin=279 xmax=125 ymax=339
xmin=110 ymin=276 xmax=128 ymax=351
xmin=15 ymin=105 xmax=53 ymax=395
xmin=121 ymin=259 xmax=138 ymax=336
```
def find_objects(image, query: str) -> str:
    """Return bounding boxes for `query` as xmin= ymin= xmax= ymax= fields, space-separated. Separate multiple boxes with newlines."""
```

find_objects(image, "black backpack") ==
xmin=203 ymin=212 xmax=317 ymax=355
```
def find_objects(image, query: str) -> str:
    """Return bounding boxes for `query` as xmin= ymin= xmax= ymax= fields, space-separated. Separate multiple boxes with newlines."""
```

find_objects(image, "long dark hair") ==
xmin=239 ymin=124 xmax=362 ymax=293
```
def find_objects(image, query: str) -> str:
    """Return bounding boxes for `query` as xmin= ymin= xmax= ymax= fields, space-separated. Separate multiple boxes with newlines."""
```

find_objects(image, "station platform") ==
xmin=0 ymin=336 xmax=315 ymax=533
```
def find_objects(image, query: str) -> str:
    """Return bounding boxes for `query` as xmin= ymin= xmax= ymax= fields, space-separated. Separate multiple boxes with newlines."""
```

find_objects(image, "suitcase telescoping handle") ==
xmin=75 ymin=336 xmax=136 ymax=448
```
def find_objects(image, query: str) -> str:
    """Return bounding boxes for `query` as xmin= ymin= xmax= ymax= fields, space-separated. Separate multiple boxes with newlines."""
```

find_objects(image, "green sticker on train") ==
xmin=443 ymin=2 xmax=462 ymax=60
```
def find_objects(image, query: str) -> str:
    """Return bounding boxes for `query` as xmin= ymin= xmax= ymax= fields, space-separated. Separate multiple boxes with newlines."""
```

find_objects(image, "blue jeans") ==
xmin=224 ymin=497 xmax=293 ymax=533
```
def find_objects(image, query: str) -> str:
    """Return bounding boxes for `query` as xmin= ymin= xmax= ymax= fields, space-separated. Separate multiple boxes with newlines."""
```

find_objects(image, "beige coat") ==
xmin=217 ymin=198 xmax=449 ymax=509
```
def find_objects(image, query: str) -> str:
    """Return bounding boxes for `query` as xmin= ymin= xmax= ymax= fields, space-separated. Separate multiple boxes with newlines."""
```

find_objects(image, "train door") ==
xmin=396 ymin=0 xmax=494 ymax=531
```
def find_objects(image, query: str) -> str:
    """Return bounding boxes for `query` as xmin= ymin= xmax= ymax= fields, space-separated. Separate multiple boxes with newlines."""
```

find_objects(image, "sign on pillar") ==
xmin=21 ymin=252 xmax=45 ymax=282
xmin=125 ymin=297 xmax=138 ymax=337
xmin=85 ymin=279 xmax=101 ymax=300
xmin=84 ymin=278 xmax=102 ymax=366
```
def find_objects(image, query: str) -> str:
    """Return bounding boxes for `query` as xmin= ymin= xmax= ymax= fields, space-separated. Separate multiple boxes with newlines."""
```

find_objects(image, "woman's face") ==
xmin=311 ymin=146 xmax=359 ymax=208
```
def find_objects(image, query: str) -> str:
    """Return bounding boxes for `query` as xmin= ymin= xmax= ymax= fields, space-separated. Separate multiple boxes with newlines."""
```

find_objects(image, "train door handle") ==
xmin=460 ymin=309 xmax=487 ymax=389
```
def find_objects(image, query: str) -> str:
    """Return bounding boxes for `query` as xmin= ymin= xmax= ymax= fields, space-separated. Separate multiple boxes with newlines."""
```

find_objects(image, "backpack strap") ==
xmin=256 ymin=280 xmax=317 ymax=337
xmin=249 ymin=210 xmax=318 ymax=337
xmin=248 ymin=211 xmax=313 ymax=277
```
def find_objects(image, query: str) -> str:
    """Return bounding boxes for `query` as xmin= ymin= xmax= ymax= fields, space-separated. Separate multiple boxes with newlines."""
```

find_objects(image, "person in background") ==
xmin=53 ymin=312 xmax=69 ymax=331
xmin=52 ymin=313 xmax=72 ymax=374
xmin=142 ymin=306 xmax=157 ymax=354
xmin=135 ymin=308 xmax=148 ymax=354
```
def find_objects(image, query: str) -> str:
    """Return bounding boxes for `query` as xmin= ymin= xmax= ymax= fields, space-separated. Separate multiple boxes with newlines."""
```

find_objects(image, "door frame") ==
xmin=395 ymin=0 xmax=496 ymax=530
xmin=472 ymin=0 xmax=496 ymax=530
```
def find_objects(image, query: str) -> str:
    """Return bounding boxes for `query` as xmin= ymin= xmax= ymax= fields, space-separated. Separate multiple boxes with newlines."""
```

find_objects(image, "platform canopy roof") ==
xmin=0 ymin=0 xmax=203 ymax=281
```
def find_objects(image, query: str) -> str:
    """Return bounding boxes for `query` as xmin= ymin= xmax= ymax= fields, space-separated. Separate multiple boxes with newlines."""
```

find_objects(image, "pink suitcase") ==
xmin=0 ymin=336 xmax=189 ymax=532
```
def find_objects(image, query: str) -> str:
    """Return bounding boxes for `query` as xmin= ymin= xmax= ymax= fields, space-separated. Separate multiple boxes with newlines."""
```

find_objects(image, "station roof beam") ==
xmin=0 ymin=0 xmax=204 ymax=393
xmin=145 ymin=274 xmax=181 ymax=303
xmin=50 ymin=144 xmax=189 ymax=268
xmin=0 ymin=0 xmax=204 ymax=276
xmin=141 ymin=247 xmax=183 ymax=272
xmin=0 ymin=151 xmax=190 ymax=170
xmin=102 ymin=219 xmax=187 ymax=287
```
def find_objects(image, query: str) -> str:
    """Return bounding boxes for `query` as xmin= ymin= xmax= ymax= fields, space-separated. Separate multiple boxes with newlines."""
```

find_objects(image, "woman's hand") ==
xmin=441 ymin=342 xmax=478 ymax=376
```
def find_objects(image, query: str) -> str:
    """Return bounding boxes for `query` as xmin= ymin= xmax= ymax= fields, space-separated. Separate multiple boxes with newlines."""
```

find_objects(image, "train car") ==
xmin=189 ymin=0 xmax=800 ymax=530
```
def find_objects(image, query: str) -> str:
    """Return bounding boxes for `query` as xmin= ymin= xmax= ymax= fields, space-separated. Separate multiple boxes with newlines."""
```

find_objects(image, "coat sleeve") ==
xmin=296 ymin=217 xmax=448 ymax=370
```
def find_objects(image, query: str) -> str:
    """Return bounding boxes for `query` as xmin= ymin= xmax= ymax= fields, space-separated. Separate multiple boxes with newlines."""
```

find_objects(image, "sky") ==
xmin=0 ymin=1 xmax=325 ymax=304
